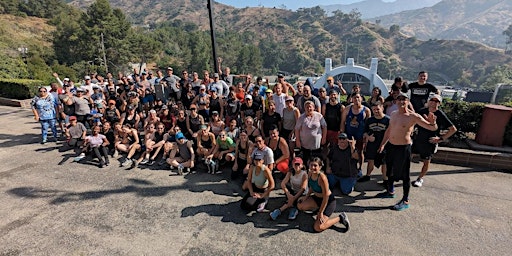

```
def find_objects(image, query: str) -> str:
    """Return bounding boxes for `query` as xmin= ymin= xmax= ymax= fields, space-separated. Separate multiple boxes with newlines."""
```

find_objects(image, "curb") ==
xmin=434 ymin=147 xmax=512 ymax=170
xmin=0 ymin=97 xmax=32 ymax=108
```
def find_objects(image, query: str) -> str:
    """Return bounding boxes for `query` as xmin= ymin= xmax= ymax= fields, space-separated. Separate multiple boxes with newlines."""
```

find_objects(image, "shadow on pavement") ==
xmin=0 ymin=133 xmax=41 ymax=148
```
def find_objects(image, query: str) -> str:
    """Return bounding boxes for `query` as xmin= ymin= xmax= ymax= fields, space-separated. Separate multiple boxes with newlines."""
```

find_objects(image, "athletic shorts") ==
xmin=311 ymin=194 xmax=336 ymax=217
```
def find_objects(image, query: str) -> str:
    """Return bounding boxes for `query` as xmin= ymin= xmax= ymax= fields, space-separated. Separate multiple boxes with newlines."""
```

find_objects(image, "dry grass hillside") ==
xmin=0 ymin=14 xmax=54 ymax=58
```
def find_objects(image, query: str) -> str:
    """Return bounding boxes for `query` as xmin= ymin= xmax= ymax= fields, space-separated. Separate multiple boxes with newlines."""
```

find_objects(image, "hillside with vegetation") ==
xmin=374 ymin=0 xmax=512 ymax=48
xmin=1 ymin=0 xmax=512 ymax=91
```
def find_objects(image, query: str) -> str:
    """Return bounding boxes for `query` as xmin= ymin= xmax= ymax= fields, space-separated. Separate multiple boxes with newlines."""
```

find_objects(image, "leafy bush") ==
xmin=443 ymin=100 xmax=512 ymax=146
xmin=0 ymin=79 xmax=43 ymax=99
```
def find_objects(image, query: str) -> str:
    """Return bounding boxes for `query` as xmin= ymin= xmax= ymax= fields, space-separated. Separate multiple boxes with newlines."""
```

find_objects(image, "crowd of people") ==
xmin=30 ymin=65 xmax=457 ymax=232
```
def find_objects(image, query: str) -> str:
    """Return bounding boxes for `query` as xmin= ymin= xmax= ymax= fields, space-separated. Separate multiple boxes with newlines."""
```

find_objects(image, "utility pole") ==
xmin=100 ymin=33 xmax=108 ymax=74
xmin=344 ymin=39 xmax=348 ymax=64
xmin=207 ymin=0 xmax=219 ymax=73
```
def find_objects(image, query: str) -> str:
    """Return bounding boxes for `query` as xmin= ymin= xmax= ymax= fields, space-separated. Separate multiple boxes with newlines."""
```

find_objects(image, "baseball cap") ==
xmin=200 ymin=85 xmax=206 ymax=90
xmin=149 ymin=109 xmax=157 ymax=114
xmin=108 ymin=99 xmax=116 ymax=104
xmin=253 ymin=152 xmax=264 ymax=160
xmin=210 ymin=87 xmax=217 ymax=93
xmin=213 ymin=73 xmax=220 ymax=78
xmin=167 ymin=67 xmax=173 ymax=71
xmin=199 ymin=124 xmax=208 ymax=130
xmin=245 ymin=94 xmax=252 ymax=100
xmin=397 ymin=92 xmax=409 ymax=99
xmin=212 ymin=111 xmax=219 ymax=115
xmin=63 ymin=78 xmax=70 ymax=82
xmin=292 ymin=157 xmax=303 ymax=165
xmin=175 ymin=132 xmax=185 ymax=140
xmin=76 ymin=87 xmax=85 ymax=92
xmin=84 ymin=75 xmax=91 ymax=80
xmin=265 ymin=89 xmax=273 ymax=93
xmin=69 ymin=116 xmax=77 ymax=121
xmin=285 ymin=96 xmax=294 ymax=101
xmin=277 ymin=74 xmax=284 ymax=78
xmin=338 ymin=133 xmax=348 ymax=139
xmin=161 ymin=105 xmax=168 ymax=110
xmin=430 ymin=94 xmax=442 ymax=103
xmin=327 ymin=76 xmax=334 ymax=81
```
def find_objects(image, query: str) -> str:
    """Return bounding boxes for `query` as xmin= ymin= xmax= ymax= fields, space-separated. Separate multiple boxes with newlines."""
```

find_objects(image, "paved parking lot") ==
xmin=1 ymin=106 xmax=511 ymax=256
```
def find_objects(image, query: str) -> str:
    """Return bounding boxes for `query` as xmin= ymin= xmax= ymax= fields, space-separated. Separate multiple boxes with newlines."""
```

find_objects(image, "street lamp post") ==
xmin=207 ymin=0 xmax=219 ymax=73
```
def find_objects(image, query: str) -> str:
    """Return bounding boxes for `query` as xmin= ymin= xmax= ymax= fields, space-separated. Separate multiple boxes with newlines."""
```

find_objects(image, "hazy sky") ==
xmin=216 ymin=0 xmax=396 ymax=10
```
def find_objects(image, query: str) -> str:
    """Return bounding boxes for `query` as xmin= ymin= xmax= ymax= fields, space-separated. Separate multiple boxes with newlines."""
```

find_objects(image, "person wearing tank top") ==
xmin=196 ymin=125 xmax=216 ymax=163
xmin=137 ymin=123 xmax=167 ymax=166
xmin=341 ymin=93 xmax=371 ymax=171
xmin=232 ymin=131 xmax=254 ymax=180
xmin=322 ymin=90 xmax=345 ymax=146
xmin=241 ymin=152 xmax=275 ymax=213
xmin=297 ymin=158 xmax=350 ymax=232
xmin=186 ymin=104 xmax=205 ymax=139
xmin=265 ymin=127 xmax=290 ymax=174
xmin=269 ymin=157 xmax=308 ymax=220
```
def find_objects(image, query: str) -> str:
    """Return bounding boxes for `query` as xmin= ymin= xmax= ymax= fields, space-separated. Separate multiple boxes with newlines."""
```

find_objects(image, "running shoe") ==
xmin=147 ymin=159 xmax=155 ymax=166
xmin=393 ymin=200 xmax=410 ymax=211
xmin=73 ymin=153 xmax=85 ymax=162
xmin=412 ymin=178 xmax=423 ymax=187
xmin=121 ymin=158 xmax=132 ymax=167
xmin=139 ymin=158 xmax=149 ymax=165
xmin=288 ymin=207 xmax=299 ymax=220
xmin=339 ymin=212 xmax=350 ymax=231
xmin=256 ymin=201 xmax=267 ymax=213
xmin=269 ymin=209 xmax=281 ymax=220
xmin=177 ymin=164 xmax=184 ymax=175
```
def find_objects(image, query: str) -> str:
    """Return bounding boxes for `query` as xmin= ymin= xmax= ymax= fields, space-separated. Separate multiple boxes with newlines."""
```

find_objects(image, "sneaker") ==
xmin=269 ymin=209 xmax=281 ymax=220
xmin=139 ymin=158 xmax=149 ymax=165
xmin=256 ymin=201 xmax=267 ymax=213
xmin=412 ymin=178 xmax=423 ymax=187
xmin=158 ymin=158 xmax=167 ymax=166
xmin=206 ymin=160 xmax=212 ymax=174
xmin=41 ymin=139 xmax=47 ymax=145
xmin=147 ymin=159 xmax=155 ymax=166
xmin=121 ymin=158 xmax=132 ymax=167
xmin=132 ymin=160 xmax=139 ymax=168
xmin=288 ymin=207 xmax=299 ymax=220
xmin=99 ymin=163 xmax=105 ymax=168
xmin=73 ymin=153 xmax=85 ymax=162
xmin=357 ymin=175 xmax=371 ymax=182
xmin=393 ymin=200 xmax=410 ymax=211
xmin=210 ymin=160 xmax=217 ymax=174
xmin=339 ymin=212 xmax=350 ymax=231
xmin=376 ymin=191 xmax=396 ymax=198
xmin=185 ymin=167 xmax=191 ymax=173
xmin=177 ymin=164 xmax=184 ymax=175
xmin=112 ymin=150 xmax=119 ymax=158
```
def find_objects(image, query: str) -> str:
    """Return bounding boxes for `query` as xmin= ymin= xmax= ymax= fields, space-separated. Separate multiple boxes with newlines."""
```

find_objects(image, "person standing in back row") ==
xmin=408 ymin=71 xmax=439 ymax=112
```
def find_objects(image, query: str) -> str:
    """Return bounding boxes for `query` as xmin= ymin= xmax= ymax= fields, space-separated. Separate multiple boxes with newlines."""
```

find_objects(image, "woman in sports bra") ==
xmin=196 ymin=124 xmax=216 ymax=170
xmin=242 ymin=116 xmax=260 ymax=143
xmin=265 ymin=126 xmax=289 ymax=174
xmin=232 ymin=130 xmax=254 ymax=180
xmin=269 ymin=157 xmax=308 ymax=221
xmin=240 ymin=152 xmax=275 ymax=213
xmin=209 ymin=111 xmax=225 ymax=136
xmin=297 ymin=157 xmax=350 ymax=232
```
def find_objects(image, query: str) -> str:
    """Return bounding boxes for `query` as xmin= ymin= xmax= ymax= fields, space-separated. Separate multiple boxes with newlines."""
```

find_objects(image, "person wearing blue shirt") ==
xmin=31 ymin=87 xmax=59 ymax=144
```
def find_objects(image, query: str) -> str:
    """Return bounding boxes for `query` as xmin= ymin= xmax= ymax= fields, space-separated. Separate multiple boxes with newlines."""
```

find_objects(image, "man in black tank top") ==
xmin=322 ymin=90 xmax=344 ymax=147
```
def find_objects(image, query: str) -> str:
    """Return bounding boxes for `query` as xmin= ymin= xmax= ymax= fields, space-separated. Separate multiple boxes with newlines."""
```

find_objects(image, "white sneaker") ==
xmin=412 ymin=178 xmax=423 ymax=187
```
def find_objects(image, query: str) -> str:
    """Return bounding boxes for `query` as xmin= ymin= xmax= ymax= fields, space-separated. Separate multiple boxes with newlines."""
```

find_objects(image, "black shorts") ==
xmin=385 ymin=143 xmax=411 ymax=182
xmin=312 ymin=194 xmax=336 ymax=217
xmin=413 ymin=140 xmax=437 ymax=160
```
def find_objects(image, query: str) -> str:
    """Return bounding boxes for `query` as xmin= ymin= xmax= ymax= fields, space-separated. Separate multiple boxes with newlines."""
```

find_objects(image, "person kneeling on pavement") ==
xmin=167 ymin=132 xmax=195 ymax=175
xmin=64 ymin=116 xmax=87 ymax=162
xmin=211 ymin=130 xmax=236 ymax=173
xmin=325 ymin=133 xmax=359 ymax=195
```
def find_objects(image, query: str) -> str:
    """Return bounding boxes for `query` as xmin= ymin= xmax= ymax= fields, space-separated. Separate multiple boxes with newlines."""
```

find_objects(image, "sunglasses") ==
xmin=255 ymin=140 xmax=263 ymax=143
xmin=190 ymin=108 xmax=197 ymax=111
xmin=39 ymin=90 xmax=47 ymax=92
xmin=294 ymin=163 xmax=301 ymax=166
xmin=430 ymin=99 xmax=440 ymax=103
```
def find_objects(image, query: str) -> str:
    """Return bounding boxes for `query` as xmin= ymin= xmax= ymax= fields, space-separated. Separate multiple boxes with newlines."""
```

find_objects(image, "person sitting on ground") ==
xmin=83 ymin=125 xmax=110 ymax=168
xmin=297 ymin=157 xmax=350 ymax=232
xmin=143 ymin=109 xmax=160 ymax=131
xmin=244 ymin=135 xmax=274 ymax=178
xmin=211 ymin=130 xmax=236 ymax=172
xmin=232 ymin=130 xmax=254 ymax=180
xmin=115 ymin=124 xmax=141 ymax=168
xmin=159 ymin=125 xmax=181 ymax=166
xmin=139 ymin=122 xmax=167 ymax=166
xmin=265 ymin=126 xmax=290 ymax=175
xmin=325 ymin=133 xmax=359 ymax=195
xmin=65 ymin=116 xmax=88 ymax=162
xmin=101 ymin=121 xmax=116 ymax=155
xmin=167 ymin=132 xmax=195 ymax=176
xmin=196 ymin=124 xmax=217 ymax=173
xmin=240 ymin=152 xmax=275 ymax=213
xmin=269 ymin=157 xmax=308 ymax=220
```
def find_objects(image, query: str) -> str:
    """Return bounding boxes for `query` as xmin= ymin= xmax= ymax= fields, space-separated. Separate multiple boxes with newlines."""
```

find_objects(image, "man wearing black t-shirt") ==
xmin=412 ymin=94 xmax=457 ymax=188
xmin=408 ymin=71 xmax=439 ymax=112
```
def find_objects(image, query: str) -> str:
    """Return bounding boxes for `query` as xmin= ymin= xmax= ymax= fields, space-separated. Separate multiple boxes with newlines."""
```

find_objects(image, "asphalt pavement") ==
xmin=0 ymin=106 xmax=511 ymax=256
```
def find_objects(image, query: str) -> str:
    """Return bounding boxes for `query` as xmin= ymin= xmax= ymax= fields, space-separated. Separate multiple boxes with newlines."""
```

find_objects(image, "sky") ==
xmin=216 ymin=0 xmax=396 ymax=10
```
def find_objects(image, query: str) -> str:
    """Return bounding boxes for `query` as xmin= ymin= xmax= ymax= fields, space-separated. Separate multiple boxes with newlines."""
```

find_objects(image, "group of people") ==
xmin=30 ymin=66 xmax=456 ymax=232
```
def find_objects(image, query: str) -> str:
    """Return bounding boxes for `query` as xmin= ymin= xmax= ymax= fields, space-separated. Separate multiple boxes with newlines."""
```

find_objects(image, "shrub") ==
xmin=0 ymin=79 xmax=44 ymax=99
xmin=443 ymin=100 xmax=512 ymax=147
